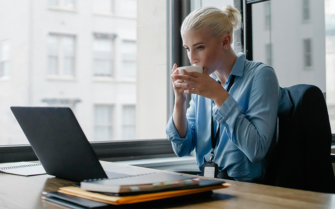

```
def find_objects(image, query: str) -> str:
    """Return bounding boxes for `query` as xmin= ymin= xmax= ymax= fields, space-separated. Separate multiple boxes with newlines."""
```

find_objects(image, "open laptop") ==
xmin=10 ymin=107 xmax=162 ymax=182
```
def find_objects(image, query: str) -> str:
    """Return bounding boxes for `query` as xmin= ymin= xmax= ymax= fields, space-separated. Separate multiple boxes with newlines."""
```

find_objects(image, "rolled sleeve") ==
xmin=212 ymin=95 xmax=242 ymax=127
xmin=166 ymin=116 xmax=195 ymax=157
xmin=166 ymin=95 xmax=197 ymax=157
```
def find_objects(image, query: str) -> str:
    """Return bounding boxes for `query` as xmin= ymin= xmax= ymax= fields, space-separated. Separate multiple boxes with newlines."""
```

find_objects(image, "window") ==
xmin=265 ymin=43 xmax=272 ymax=66
xmin=303 ymin=39 xmax=312 ymax=68
xmin=122 ymin=105 xmax=136 ymax=139
xmin=121 ymin=41 xmax=136 ymax=78
xmin=48 ymin=0 xmax=75 ymax=10
xmin=0 ymin=41 xmax=10 ymax=78
xmin=302 ymin=0 xmax=310 ymax=21
xmin=265 ymin=2 xmax=271 ymax=29
xmin=115 ymin=0 xmax=137 ymax=17
xmin=93 ymin=34 xmax=114 ymax=77
xmin=93 ymin=0 xmax=136 ymax=17
xmin=94 ymin=105 xmax=114 ymax=141
xmin=252 ymin=0 xmax=335 ymax=132
xmin=47 ymin=34 xmax=75 ymax=77
xmin=93 ymin=0 xmax=114 ymax=14
xmin=1 ymin=0 xmax=166 ymax=146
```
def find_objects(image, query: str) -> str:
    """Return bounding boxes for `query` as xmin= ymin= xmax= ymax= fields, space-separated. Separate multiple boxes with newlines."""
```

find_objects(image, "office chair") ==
xmin=263 ymin=84 xmax=335 ymax=193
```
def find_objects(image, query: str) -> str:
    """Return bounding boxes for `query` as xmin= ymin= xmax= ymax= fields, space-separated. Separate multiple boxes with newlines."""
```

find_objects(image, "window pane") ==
xmin=48 ymin=0 xmax=59 ymax=7
xmin=0 ymin=62 xmax=9 ymax=77
xmin=94 ymin=0 xmax=113 ymax=14
xmin=122 ymin=41 xmax=136 ymax=60
xmin=122 ymin=126 xmax=135 ymax=140
xmin=93 ymin=39 xmax=112 ymax=59
xmin=48 ymin=56 xmax=58 ymax=75
xmin=48 ymin=35 xmax=58 ymax=56
xmin=63 ymin=57 xmax=74 ymax=75
xmin=94 ymin=105 xmax=113 ymax=141
xmin=64 ymin=0 xmax=74 ymax=9
xmin=303 ymin=0 xmax=310 ymax=21
xmin=115 ymin=0 xmax=136 ymax=17
xmin=94 ymin=60 xmax=112 ymax=76
xmin=63 ymin=36 xmax=74 ymax=56
xmin=123 ymin=105 xmax=135 ymax=124
xmin=1 ymin=42 xmax=10 ymax=60
xmin=94 ymin=126 xmax=112 ymax=141
xmin=93 ymin=38 xmax=113 ymax=76
xmin=121 ymin=41 xmax=136 ymax=77
xmin=122 ymin=61 xmax=136 ymax=77
xmin=0 ymin=0 xmax=167 ymax=144
xmin=122 ymin=105 xmax=135 ymax=139
xmin=252 ymin=0 xmax=335 ymax=132
xmin=95 ymin=105 xmax=112 ymax=124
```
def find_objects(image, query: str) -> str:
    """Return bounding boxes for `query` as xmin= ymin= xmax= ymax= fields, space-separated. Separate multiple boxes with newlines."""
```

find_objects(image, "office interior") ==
xmin=0 ymin=0 xmax=335 ymax=204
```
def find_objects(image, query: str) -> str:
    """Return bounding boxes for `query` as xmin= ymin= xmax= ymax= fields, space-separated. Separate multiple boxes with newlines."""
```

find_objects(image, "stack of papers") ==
xmin=58 ymin=183 xmax=229 ymax=205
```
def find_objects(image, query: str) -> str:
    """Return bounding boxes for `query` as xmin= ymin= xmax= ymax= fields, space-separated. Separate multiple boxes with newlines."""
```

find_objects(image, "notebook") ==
xmin=59 ymin=179 xmax=230 ymax=205
xmin=0 ymin=162 xmax=46 ymax=176
xmin=80 ymin=172 xmax=199 ymax=194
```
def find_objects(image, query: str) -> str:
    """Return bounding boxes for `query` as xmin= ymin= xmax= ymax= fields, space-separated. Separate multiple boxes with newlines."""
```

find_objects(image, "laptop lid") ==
xmin=11 ymin=107 xmax=108 ymax=182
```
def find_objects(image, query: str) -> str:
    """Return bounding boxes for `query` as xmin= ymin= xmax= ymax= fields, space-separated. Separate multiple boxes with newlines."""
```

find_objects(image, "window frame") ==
xmin=48 ymin=0 xmax=76 ymax=12
xmin=92 ymin=33 xmax=116 ymax=78
xmin=47 ymin=33 xmax=76 ymax=79
xmin=245 ymin=0 xmax=335 ymax=144
xmin=94 ymin=104 xmax=115 ymax=141
xmin=121 ymin=40 xmax=137 ymax=78
xmin=8 ymin=0 xmax=332 ymax=163
xmin=0 ymin=0 xmax=182 ymax=163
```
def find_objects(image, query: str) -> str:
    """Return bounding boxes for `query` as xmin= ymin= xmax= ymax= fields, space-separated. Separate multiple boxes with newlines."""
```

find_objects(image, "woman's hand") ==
xmin=173 ymin=68 xmax=230 ymax=108
xmin=171 ymin=64 xmax=187 ymax=102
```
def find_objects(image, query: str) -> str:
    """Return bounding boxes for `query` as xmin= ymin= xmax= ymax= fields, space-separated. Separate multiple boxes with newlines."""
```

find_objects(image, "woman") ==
xmin=166 ymin=5 xmax=279 ymax=182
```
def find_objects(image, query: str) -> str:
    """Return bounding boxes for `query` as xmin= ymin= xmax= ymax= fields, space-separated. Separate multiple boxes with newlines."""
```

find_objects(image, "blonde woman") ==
xmin=166 ymin=5 xmax=279 ymax=182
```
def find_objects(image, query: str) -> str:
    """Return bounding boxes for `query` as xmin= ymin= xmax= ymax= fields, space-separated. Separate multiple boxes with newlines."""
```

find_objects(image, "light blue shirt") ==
xmin=166 ymin=53 xmax=279 ymax=182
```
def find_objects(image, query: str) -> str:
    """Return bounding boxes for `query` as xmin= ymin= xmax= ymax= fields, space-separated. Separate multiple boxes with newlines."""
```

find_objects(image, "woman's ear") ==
xmin=221 ymin=34 xmax=231 ymax=50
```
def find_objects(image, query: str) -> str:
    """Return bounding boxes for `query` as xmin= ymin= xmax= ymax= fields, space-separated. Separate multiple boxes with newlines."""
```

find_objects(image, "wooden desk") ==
xmin=0 ymin=161 xmax=334 ymax=209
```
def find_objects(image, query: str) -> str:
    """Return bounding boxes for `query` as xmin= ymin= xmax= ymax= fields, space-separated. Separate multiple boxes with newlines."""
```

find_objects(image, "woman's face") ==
xmin=181 ymin=29 xmax=225 ymax=75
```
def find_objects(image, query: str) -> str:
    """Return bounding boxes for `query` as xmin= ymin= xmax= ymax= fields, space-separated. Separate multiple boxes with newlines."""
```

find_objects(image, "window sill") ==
xmin=92 ymin=77 xmax=136 ymax=83
xmin=46 ymin=76 xmax=77 ymax=81
xmin=48 ymin=7 xmax=77 ymax=13
xmin=93 ymin=13 xmax=136 ymax=20
xmin=0 ymin=76 xmax=10 ymax=81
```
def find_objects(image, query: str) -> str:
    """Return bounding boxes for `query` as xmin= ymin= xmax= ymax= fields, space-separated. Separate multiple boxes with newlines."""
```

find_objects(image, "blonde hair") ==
xmin=181 ymin=5 xmax=241 ymax=38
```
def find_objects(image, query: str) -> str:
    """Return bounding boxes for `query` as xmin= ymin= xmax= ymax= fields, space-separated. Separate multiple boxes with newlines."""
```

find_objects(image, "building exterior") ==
xmin=0 ymin=0 xmax=140 ymax=144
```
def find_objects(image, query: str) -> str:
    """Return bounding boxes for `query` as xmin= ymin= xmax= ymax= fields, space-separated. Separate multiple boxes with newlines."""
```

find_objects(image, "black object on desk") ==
xmin=42 ymin=192 xmax=110 ymax=209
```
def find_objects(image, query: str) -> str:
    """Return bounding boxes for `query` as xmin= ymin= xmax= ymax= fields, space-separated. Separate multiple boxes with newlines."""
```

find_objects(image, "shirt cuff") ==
xmin=166 ymin=116 xmax=193 ymax=141
xmin=212 ymin=95 xmax=241 ymax=125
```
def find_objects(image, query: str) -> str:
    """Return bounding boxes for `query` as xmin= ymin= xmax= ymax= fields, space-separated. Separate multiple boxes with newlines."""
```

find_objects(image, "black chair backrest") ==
xmin=264 ymin=84 xmax=335 ymax=193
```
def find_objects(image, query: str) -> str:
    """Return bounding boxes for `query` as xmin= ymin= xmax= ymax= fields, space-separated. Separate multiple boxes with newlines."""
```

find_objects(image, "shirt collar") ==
xmin=210 ymin=52 xmax=246 ymax=81
xmin=231 ymin=52 xmax=245 ymax=77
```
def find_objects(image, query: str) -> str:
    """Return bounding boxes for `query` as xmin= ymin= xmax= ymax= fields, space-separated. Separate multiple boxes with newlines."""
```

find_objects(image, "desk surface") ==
xmin=0 ymin=161 xmax=334 ymax=209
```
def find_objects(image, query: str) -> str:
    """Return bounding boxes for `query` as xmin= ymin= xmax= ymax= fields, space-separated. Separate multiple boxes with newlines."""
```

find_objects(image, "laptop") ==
xmin=10 ymin=107 xmax=162 ymax=182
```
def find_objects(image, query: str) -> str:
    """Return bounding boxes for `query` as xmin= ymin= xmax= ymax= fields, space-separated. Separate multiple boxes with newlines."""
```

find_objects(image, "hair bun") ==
xmin=222 ymin=5 xmax=241 ymax=30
